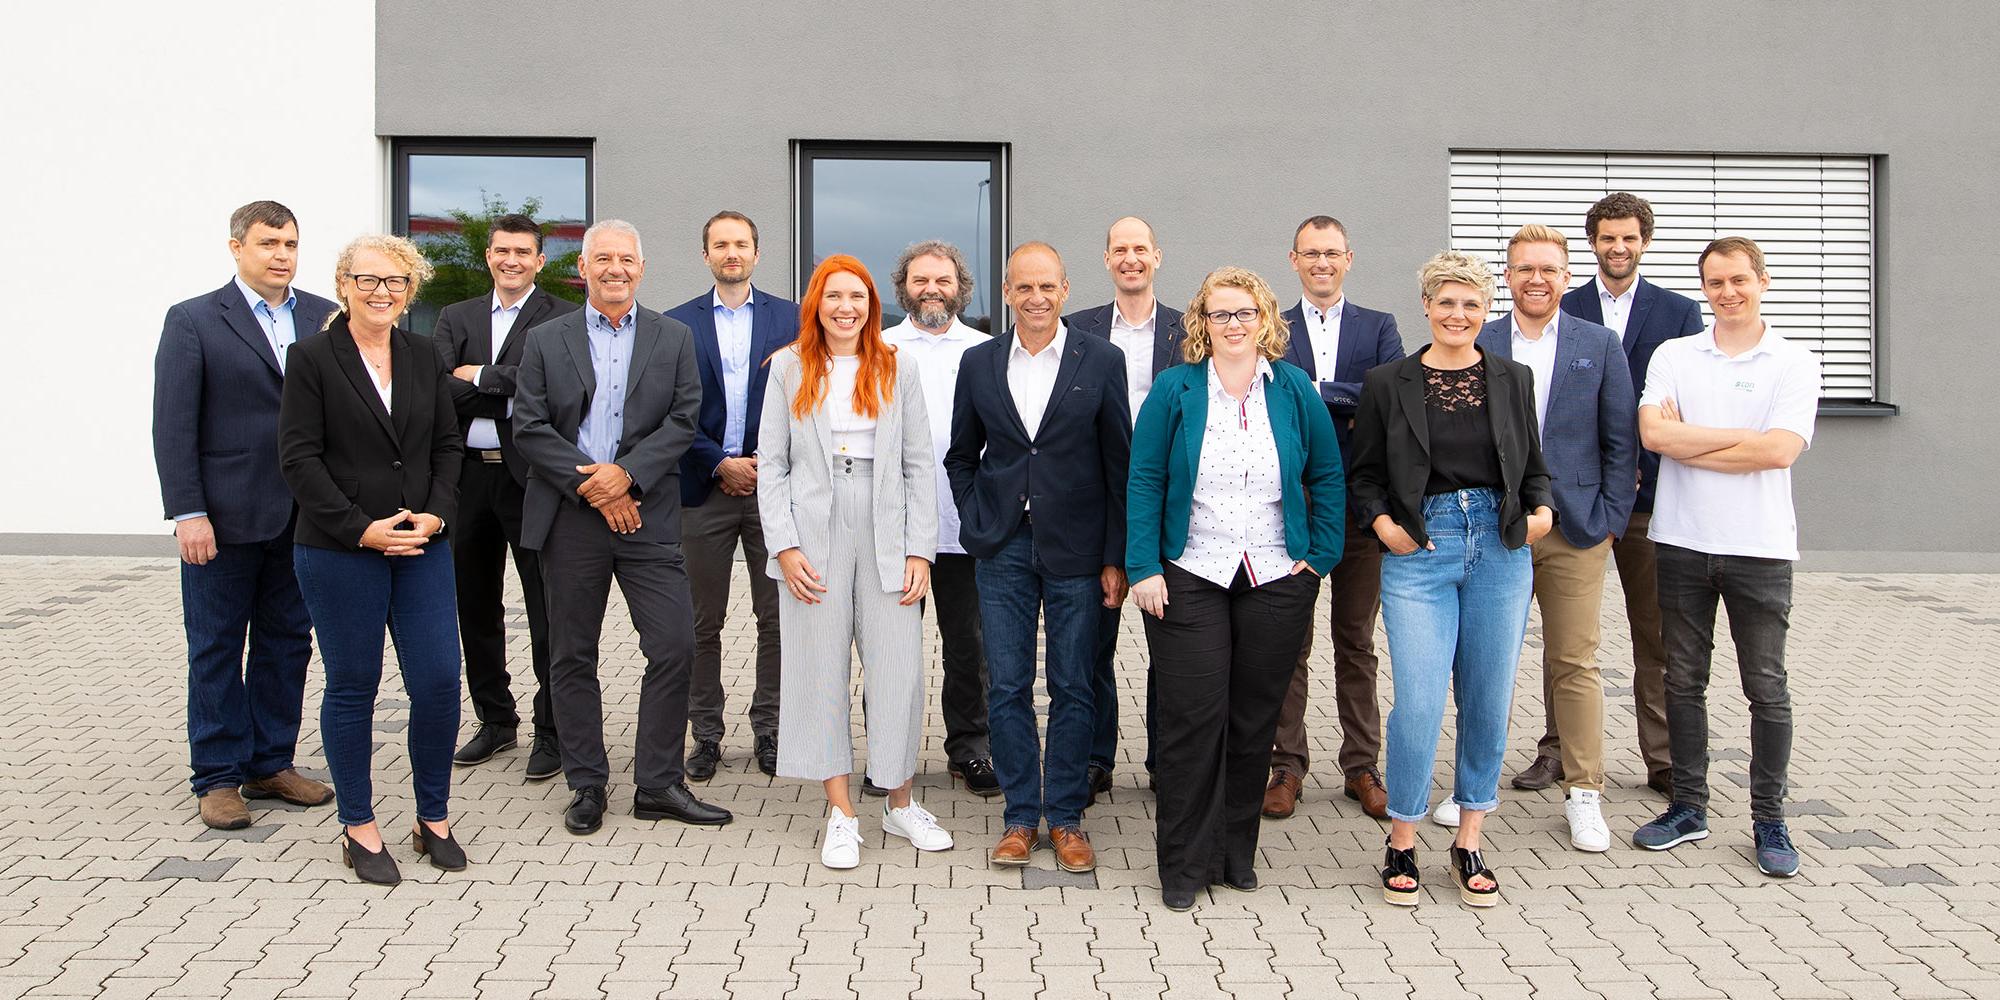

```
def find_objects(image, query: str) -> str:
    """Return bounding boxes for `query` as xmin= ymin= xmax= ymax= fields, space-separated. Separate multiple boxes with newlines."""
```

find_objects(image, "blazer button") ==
xmin=1017 ymin=493 xmax=1026 ymax=502
xmin=392 ymin=461 xmax=403 ymax=471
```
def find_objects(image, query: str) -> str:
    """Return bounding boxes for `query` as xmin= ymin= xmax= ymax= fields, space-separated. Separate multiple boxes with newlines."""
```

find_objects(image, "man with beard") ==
xmin=881 ymin=241 xmax=1000 ymax=797
xmin=665 ymin=212 xmax=799 ymax=781
xmin=1063 ymin=216 xmax=1185 ymax=801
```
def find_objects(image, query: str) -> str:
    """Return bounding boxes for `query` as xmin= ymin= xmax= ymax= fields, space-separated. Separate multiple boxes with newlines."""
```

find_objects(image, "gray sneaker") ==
xmin=1633 ymin=802 xmax=1709 ymax=850
xmin=1754 ymin=820 xmax=1801 ymax=877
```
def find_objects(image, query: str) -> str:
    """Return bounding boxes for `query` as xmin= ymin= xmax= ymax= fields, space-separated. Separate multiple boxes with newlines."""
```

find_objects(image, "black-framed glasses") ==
xmin=1293 ymin=249 xmax=1349 ymax=262
xmin=347 ymin=273 xmax=412 ymax=292
xmin=1205 ymin=308 xmax=1260 ymax=327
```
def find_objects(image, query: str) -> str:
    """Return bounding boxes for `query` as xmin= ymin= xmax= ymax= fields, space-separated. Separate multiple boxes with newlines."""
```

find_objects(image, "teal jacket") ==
xmin=1126 ymin=359 xmax=1346 ymax=583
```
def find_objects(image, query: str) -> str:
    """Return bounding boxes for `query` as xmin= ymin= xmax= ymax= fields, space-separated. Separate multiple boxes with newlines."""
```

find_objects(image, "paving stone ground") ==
xmin=0 ymin=555 xmax=1995 ymax=999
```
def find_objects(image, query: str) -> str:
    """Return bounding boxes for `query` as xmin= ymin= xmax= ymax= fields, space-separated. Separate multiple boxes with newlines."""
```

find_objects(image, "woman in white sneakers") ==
xmin=759 ymin=254 xmax=953 ymax=868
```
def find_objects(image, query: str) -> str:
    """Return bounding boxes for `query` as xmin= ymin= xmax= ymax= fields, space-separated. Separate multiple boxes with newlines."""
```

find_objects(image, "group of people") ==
xmin=153 ymin=191 xmax=1818 ymax=906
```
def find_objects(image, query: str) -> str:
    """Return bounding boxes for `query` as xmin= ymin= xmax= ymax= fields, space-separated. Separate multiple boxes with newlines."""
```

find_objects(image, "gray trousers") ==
xmin=682 ymin=489 xmax=782 ymax=743
xmin=775 ymin=459 xmax=925 ymax=787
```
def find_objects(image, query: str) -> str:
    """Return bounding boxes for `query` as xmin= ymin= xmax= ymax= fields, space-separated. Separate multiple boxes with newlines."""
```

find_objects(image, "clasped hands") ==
xmin=360 ymin=509 xmax=444 ymax=556
xmin=576 ymin=462 xmax=641 ymax=534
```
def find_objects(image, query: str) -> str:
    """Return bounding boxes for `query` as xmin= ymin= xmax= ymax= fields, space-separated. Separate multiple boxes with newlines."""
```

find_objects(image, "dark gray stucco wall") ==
xmin=376 ymin=0 xmax=2000 ymax=570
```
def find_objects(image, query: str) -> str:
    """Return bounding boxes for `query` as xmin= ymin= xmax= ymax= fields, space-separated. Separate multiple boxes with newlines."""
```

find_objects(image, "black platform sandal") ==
xmin=1450 ymin=844 xmax=1500 ymax=907
xmin=1381 ymin=838 xmax=1419 ymax=906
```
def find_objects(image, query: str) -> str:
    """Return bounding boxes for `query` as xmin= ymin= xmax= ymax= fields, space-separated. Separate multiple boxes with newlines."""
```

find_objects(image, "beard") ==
xmin=913 ymin=299 xmax=955 ymax=328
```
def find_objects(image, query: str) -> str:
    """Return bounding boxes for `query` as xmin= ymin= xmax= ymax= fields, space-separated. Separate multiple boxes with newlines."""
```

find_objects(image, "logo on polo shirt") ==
xmin=1732 ymin=380 xmax=1756 ymax=392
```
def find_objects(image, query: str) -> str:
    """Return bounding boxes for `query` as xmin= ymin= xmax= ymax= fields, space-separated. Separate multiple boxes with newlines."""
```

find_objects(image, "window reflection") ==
xmin=804 ymin=149 xmax=1002 ymax=332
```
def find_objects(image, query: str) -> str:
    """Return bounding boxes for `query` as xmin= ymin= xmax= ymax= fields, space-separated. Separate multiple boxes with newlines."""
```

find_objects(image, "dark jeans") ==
xmin=1656 ymin=543 xmax=1795 ymax=822
xmin=931 ymin=553 xmax=991 ymax=763
xmin=182 ymin=533 xmax=313 ymax=795
xmin=1092 ymin=603 xmax=1124 ymax=771
xmin=1145 ymin=562 xmax=1319 ymax=894
xmin=977 ymin=525 xmax=1098 ymax=830
xmin=294 ymin=541 xmax=462 ymax=826
xmin=453 ymin=459 xmax=554 ymax=734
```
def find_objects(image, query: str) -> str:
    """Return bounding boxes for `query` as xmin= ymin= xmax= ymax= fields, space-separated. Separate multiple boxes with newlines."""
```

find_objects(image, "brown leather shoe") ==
xmin=1049 ymin=826 xmax=1096 ymax=873
xmin=988 ymin=826 xmax=1036 ymax=867
xmin=1510 ymin=755 xmax=1565 ymax=791
xmin=1344 ymin=768 xmax=1390 ymax=820
xmin=242 ymin=768 xmax=335 ymax=807
xmin=198 ymin=787 xmax=252 ymax=830
xmin=1262 ymin=772 xmax=1303 ymax=819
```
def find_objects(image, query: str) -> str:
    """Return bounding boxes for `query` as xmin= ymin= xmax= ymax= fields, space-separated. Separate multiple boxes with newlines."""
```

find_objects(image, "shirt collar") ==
xmin=1011 ymin=322 xmax=1067 ymax=360
xmin=1110 ymin=299 xmax=1157 ymax=333
xmin=1511 ymin=309 xmax=1561 ymax=344
xmin=885 ymin=315 xmax=982 ymax=343
xmin=1596 ymin=274 xmax=1637 ymax=303
xmin=586 ymin=302 xmax=636 ymax=332
xmin=235 ymin=276 xmax=295 ymax=315
xmin=711 ymin=286 xmax=756 ymax=313
xmin=1693 ymin=322 xmax=1782 ymax=358
xmin=1302 ymin=296 xmax=1345 ymax=322
xmin=1205 ymin=356 xmax=1276 ymax=399
xmin=491 ymin=287 xmax=533 ymax=314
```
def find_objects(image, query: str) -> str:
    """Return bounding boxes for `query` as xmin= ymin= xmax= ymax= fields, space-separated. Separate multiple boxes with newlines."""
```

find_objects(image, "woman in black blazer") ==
xmin=1348 ymin=250 xmax=1555 ymax=908
xmin=279 ymin=234 xmax=464 ymax=885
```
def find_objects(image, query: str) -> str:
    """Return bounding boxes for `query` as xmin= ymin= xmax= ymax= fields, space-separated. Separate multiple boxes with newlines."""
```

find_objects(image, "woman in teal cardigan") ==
xmin=1127 ymin=266 xmax=1345 ymax=911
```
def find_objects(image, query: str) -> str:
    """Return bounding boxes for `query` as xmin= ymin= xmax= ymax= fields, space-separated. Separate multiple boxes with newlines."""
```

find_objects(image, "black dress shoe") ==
xmin=342 ymin=832 xmax=402 ymax=885
xmin=524 ymin=732 xmax=562 ymax=782
xmin=686 ymin=739 xmax=722 ymax=782
xmin=1086 ymin=763 xmax=1114 ymax=805
xmin=754 ymin=733 xmax=778 ymax=777
xmin=565 ymin=786 xmax=607 ymax=835
xmin=1161 ymin=887 xmax=1197 ymax=912
xmin=635 ymin=783 xmax=733 ymax=826
xmin=860 ymin=775 xmax=889 ymax=798
xmin=949 ymin=757 xmax=1001 ymax=797
xmin=453 ymin=723 xmax=518 ymax=767
xmin=1218 ymin=868 xmax=1259 ymax=893
xmin=412 ymin=822 xmax=467 ymax=872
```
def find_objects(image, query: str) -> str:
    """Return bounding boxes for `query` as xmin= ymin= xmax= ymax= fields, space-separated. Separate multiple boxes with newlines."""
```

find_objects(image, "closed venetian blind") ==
xmin=1448 ymin=150 xmax=1876 ymax=401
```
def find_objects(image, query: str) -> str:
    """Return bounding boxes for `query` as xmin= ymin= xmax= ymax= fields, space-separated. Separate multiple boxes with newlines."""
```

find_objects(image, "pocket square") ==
xmin=1569 ymin=358 xmax=1595 ymax=371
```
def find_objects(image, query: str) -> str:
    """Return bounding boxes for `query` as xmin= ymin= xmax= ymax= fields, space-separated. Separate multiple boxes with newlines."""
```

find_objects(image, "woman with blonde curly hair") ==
xmin=1125 ymin=266 xmax=1345 ymax=910
xmin=279 ymin=234 xmax=465 ymax=885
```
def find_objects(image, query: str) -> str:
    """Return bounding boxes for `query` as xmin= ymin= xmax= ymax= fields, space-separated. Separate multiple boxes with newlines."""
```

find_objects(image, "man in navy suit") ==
xmin=152 ymin=200 xmax=338 ymax=829
xmin=1559 ymin=193 xmax=1705 ymax=796
xmin=664 ymin=211 xmax=798 ymax=782
xmin=1477 ymin=225 xmax=1636 ymax=853
xmin=432 ymin=213 xmax=581 ymax=779
xmin=947 ymin=242 xmax=1131 ymax=873
xmin=1263 ymin=215 xmax=1405 ymax=822
xmin=1062 ymin=215 xmax=1185 ymax=801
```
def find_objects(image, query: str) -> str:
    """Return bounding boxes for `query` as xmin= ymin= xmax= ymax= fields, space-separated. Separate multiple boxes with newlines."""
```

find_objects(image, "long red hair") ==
xmin=788 ymin=254 xmax=896 ymax=420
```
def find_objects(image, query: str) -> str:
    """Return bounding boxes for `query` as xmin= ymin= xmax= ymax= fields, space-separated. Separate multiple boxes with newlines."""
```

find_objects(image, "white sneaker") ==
xmin=882 ymin=801 xmax=955 ymax=852
xmin=1431 ymin=798 xmax=1461 ymax=828
xmin=822 ymin=810 xmax=862 ymax=869
xmin=1566 ymin=788 xmax=1611 ymax=853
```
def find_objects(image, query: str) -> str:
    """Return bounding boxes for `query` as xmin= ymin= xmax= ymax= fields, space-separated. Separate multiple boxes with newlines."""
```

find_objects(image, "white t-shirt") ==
xmin=1641 ymin=324 xmax=1821 ymax=560
xmin=826 ymin=355 xmax=876 ymax=459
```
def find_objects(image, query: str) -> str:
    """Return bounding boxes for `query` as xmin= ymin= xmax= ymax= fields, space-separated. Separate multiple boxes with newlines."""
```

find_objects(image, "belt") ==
xmin=476 ymin=450 xmax=505 ymax=464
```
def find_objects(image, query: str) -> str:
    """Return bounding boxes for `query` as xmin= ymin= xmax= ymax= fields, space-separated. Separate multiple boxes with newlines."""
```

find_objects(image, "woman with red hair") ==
xmin=757 ymin=255 xmax=951 ymax=869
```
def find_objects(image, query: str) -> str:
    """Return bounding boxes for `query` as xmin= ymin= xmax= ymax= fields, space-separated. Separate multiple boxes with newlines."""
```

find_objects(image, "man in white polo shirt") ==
xmin=1630 ymin=236 xmax=1820 ymax=879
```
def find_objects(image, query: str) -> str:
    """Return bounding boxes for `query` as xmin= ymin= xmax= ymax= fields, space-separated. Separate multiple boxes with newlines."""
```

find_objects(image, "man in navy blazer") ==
xmin=1062 ymin=215 xmax=1185 ymax=799
xmin=1560 ymin=193 xmax=1705 ymax=795
xmin=947 ymin=242 xmax=1130 ymax=871
xmin=663 ymin=211 xmax=799 ymax=782
xmin=1477 ymin=224 xmax=1637 ymax=853
xmin=152 ymin=200 xmax=337 ymax=830
xmin=1264 ymin=215 xmax=1406 ymax=822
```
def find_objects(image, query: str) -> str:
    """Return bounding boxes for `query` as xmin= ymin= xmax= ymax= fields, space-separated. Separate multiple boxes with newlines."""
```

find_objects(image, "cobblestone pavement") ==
xmin=0 ymin=555 xmax=1994 ymax=999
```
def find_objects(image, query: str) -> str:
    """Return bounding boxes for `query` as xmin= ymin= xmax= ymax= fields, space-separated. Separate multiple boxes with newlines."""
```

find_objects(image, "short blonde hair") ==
xmin=1419 ymin=249 xmax=1496 ymax=305
xmin=332 ymin=233 xmax=434 ymax=310
xmin=1506 ymin=223 xmax=1570 ymax=263
xmin=1181 ymin=266 xmax=1289 ymax=363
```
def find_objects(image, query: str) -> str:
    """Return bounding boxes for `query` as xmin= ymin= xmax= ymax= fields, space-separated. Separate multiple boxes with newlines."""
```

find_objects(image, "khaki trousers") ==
xmin=1528 ymin=531 xmax=1613 ymax=791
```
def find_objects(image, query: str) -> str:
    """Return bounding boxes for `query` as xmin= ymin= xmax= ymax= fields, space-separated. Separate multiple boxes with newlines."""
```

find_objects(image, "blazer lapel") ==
xmin=1039 ymin=337 xmax=1088 ymax=443
xmin=1626 ymin=277 xmax=1659 ymax=354
xmin=495 ymin=290 xmax=544 ymax=365
xmin=389 ymin=333 xmax=415 ymax=442
xmin=689 ymin=295 xmax=721 ymax=391
xmin=216 ymin=285 xmax=284 ymax=377
xmin=813 ymin=364 xmax=836 ymax=464
xmin=1280 ymin=304 xmax=1315 ymax=379
xmin=1548 ymin=313 xmax=1586 ymax=409
xmin=748 ymin=291 xmax=784 ymax=412
xmin=991 ymin=342 xmax=1031 ymax=442
xmin=1395 ymin=359 xmax=1430 ymax=456
xmin=562 ymin=316 xmax=596 ymax=405
xmin=1334 ymin=301 xmax=1367 ymax=381
xmin=1484 ymin=349 xmax=1516 ymax=458
xmin=1151 ymin=301 xmax=1180 ymax=375
xmin=331 ymin=324 xmax=397 ymax=444
xmin=623 ymin=311 xmax=663 ymax=395
xmin=1178 ymin=378 xmax=1209 ymax=486
xmin=870 ymin=371 xmax=899 ymax=496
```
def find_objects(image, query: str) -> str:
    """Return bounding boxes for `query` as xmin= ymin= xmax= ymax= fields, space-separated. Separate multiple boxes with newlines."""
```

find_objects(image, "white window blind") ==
xmin=1449 ymin=150 xmax=1876 ymax=401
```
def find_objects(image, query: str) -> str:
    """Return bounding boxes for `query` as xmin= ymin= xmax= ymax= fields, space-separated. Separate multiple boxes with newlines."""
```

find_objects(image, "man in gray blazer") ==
xmin=1474 ymin=224 xmax=1636 ymax=853
xmin=512 ymin=219 xmax=732 ymax=835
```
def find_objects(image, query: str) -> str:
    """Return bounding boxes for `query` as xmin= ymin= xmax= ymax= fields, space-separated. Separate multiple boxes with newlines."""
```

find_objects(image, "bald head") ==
xmin=1107 ymin=216 xmax=1157 ymax=249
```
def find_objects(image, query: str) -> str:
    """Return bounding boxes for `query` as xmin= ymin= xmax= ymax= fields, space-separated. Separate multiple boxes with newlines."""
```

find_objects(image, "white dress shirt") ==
xmin=1299 ymin=297 xmax=1344 ymax=383
xmin=1108 ymin=301 xmax=1157 ymax=424
xmin=713 ymin=288 xmax=756 ymax=457
xmin=1510 ymin=310 xmax=1561 ymax=437
xmin=1597 ymin=273 xmax=1637 ymax=342
xmin=826 ymin=355 xmax=876 ymax=458
xmin=1173 ymin=359 xmax=1291 ymax=588
xmin=1007 ymin=322 xmax=1067 ymax=439
xmin=883 ymin=316 xmax=986 ymax=555
xmin=465 ymin=288 xmax=533 ymax=450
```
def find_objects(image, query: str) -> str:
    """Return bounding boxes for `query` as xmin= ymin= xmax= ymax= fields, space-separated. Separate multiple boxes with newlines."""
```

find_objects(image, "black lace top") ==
xmin=1422 ymin=360 xmax=1504 ymax=496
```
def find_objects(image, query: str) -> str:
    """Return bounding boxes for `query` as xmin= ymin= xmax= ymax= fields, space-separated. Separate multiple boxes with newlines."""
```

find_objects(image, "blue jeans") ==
xmin=294 ymin=541 xmax=462 ymax=826
xmin=1379 ymin=489 xmax=1533 ymax=823
xmin=182 ymin=535 xmax=313 ymax=795
xmin=977 ymin=526 xmax=1098 ymax=830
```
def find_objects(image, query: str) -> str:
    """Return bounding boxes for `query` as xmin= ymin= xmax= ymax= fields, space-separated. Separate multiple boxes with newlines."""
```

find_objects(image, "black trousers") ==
xmin=1144 ymin=562 xmax=1320 ymax=893
xmin=930 ymin=553 xmax=991 ymax=763
xmin=452 ymin=459 xmax=553 ymax=734
xmin=540 ymin=501 xmax=695 ymax=791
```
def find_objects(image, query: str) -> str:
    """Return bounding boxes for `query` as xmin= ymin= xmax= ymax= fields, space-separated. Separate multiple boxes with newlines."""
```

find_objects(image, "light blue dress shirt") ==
xmin=577 ymin=304 xmax=637 ymax=466
xmin=713 ymin=289 xmax=755 ymax=457
xmin=234 ymin=276 xmax=298 ymax=373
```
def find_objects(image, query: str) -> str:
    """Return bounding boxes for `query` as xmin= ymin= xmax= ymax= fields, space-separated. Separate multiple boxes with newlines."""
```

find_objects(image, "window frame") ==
xmin=389 ymin=137 xmax=595 ymax=239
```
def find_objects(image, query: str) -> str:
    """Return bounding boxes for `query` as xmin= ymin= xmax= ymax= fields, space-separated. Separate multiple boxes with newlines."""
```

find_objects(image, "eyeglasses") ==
xmin=1205 ymin=308 xmax=1260 ymax=327
xmin=1507 ymin=265 xmax=1568 ymax=280
xmin=347 ymin=273 xmax=412 ymax=292
xmin=1293 ymin=250 xmax=1349 ymax=262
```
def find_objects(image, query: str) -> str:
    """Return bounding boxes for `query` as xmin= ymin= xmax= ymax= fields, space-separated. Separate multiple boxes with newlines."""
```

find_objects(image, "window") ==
xmin=796 ymin=142 xmax=1007 ymax=332
xmin=391 ymin=139 xmax=593 ymax=334
xmin=1449 ymin=150 xmax=1880 ymax=404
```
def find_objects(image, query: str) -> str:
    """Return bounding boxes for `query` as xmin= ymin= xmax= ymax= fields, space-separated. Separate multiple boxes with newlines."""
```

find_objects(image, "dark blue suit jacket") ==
xmin=944 ymin=330 xmax=1132 ymax=576
xmin=1476 ymin=312 xmax=1637 ymax=548
xmin=153 ymin=279 xmax=337 ymax=544
xmin=1279 ymin=299 xmax=1405 ymax=479
xmin=1561 ymin=275 xmax=1704 ymax=513
xmin=665 ymin=286 xmax=799 ymax=508
xmin=1063 ymin=298 xmax=1186 ymax=377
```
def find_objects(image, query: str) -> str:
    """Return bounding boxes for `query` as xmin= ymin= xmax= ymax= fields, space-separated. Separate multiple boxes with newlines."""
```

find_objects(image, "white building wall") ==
xmin=0 ymin=2 xmax=381 ymax=541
